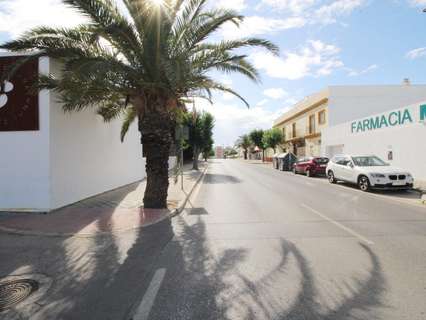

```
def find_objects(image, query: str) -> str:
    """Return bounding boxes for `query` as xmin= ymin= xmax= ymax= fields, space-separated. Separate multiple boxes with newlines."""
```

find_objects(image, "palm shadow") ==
xmin=146 ymin=216 xmax=387 ymax=320
xmin=1 ymin=201 xmax=387 ymax=320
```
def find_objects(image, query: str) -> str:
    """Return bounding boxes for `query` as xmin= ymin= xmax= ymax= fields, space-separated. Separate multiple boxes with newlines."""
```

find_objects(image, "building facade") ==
xmin=273 ymin=89 xmax=329 ymax=157
xmin=273 ymin=84 xmax=426 ymax=182
xmin=0 ymin=53 xmax=174 ymax=212
xmin=215 ymin=146 xmax=224 ymax=159
xmin=322 ymin=101 xmax=426 ymax=183
xmin=273 ymin=85 xmax=426 ymax=157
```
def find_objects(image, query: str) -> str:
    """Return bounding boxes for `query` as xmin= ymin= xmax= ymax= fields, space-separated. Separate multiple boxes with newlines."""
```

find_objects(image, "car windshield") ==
xmin=352 ymin=156 xmax=387 ymax=167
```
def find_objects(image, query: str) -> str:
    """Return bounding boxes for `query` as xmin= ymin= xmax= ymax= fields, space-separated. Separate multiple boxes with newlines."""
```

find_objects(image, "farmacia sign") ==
xmin=351 ymin=104 xmax=426 ymax=133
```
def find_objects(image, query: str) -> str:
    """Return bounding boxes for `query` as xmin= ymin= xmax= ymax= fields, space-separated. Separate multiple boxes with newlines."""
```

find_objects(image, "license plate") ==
xmin=393 ymin=180 xmax=406 ymax=186
xmin=320 ymin=165 xmax=326 ymax=167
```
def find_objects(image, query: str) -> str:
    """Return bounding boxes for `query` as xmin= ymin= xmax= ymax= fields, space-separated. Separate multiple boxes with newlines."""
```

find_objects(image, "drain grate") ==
xmin=0 ymin=279 xmax=39 ymax=312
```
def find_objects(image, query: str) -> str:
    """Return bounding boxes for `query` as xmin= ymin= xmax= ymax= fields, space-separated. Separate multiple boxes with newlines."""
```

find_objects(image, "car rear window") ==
xmin=314 ymin=157 xmax=329 ymax=164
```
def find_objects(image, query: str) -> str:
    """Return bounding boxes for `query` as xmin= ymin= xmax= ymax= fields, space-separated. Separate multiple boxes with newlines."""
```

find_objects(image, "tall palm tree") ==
xmin=236 ymin=134 xmax=251 ymax=160
xmin=0 ymin=0 xmax=278 ymax=208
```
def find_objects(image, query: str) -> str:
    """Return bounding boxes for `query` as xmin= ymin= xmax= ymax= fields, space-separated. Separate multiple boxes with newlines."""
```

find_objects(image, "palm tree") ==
xmin=0 ymin=0 xmax=278 ymax=208
xmin=236 ymin=134 xmax=251 ymax=160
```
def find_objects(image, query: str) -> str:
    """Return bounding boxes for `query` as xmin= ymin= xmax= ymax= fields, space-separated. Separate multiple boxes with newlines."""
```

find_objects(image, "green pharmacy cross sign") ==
xmin=351 ymin=104 xmax=426 ymax=134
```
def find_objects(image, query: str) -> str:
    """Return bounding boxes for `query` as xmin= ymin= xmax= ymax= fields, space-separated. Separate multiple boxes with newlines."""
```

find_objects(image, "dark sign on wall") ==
xmin=0 ymin=56 xmax=39 ymax=131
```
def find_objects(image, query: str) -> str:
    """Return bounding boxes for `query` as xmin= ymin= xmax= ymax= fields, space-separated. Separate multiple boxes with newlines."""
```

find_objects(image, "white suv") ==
xmin=326 ymin=155 xmax=414 ymax=191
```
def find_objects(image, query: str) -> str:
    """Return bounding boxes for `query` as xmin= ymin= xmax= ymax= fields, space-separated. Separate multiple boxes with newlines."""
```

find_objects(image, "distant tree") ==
xmin=184 ymin=111 xmax=214 ymax=170
xmin=249 ymin=129 xmax=266 ymax=161
xmin=224 ymin=147 xmax=238 ymax=158
xmin=201 ymin=114 xmax=214 ymax=161
xmin=236 ymin=134 xmax=251 ymax=160
xmin=202 ymin=136 xmax=214 ymax=161
xmin=207 ymin=149 xmax=215 ymax=159
xmin=263 ymin=128 xmax=283 ymax=154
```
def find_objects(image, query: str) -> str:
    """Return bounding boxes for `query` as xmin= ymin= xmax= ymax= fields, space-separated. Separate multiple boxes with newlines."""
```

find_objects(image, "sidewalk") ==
xmin=0 ymin=162 xmax=207 ymax=237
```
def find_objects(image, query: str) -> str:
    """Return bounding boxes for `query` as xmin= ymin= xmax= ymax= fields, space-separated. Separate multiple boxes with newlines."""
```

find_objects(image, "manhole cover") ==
xmin=0 ymin=279 xmax=39 ymax=312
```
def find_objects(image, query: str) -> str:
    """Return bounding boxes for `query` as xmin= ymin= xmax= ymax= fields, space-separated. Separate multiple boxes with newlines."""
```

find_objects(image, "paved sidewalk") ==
xmin=0 ymin=163 xmax=207 ymax=237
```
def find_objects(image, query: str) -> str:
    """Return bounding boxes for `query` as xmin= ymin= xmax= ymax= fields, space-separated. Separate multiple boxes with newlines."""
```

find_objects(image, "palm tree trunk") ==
xmin=139 ymin=112 xmax=173 ymax=209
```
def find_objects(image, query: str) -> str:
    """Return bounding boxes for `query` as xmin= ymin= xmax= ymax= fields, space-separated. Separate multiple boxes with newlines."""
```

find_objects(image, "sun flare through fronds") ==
xmin=150 ymin=0 xmax=164 ymax=7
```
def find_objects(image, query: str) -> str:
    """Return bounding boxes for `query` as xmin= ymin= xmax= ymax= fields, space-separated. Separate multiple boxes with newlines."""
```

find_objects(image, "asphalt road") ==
xmin=1 ymin=159 xmax=425 ymax=320
xmin=144 ymin=159 xmax=426 ymax=320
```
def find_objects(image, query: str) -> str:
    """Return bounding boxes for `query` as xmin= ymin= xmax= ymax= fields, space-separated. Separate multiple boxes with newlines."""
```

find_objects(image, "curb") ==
xmin=412 ymin=188 xmax=426 ymax=205
xmin=0 ymin=165 xmax=208 ymax=238
xmin=0 ymin=215 xmax=172 ymax=239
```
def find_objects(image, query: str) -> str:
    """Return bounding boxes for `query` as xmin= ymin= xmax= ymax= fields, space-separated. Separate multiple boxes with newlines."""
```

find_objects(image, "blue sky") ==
xmin=1 ymin=0 xmax=426 ymax=146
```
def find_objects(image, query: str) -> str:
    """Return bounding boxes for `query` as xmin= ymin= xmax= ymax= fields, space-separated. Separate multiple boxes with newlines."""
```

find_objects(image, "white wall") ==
xmin=49 ymin=59 xmax=145 ymax=209
xmin=322 ymin=101 xmax=426 ymax=182
xmin=1 ymin=56 xmax=181 ymax=211
xmin=328 ymin=85 xmax=426 ymax=126
xmin=0 ymin=56 xmax=51 ymax=211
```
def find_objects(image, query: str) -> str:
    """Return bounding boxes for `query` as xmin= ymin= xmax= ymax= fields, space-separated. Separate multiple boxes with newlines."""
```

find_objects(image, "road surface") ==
xmin=1 ymin=159 xmax=425 ymax=320
xmin=144 ymin=159 xmax=426 ymax=320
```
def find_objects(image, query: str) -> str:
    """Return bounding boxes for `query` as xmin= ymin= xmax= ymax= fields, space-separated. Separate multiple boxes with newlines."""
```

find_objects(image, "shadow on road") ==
xmin=148 ymin=216 xmax=387 ymax=320
xmin=203 ymin=173 xmax=242 ymax=184
xmin=0 ymin=202 xmax=387 ymax=320
xmin=0 ymin=216 xmax=174 ymax=320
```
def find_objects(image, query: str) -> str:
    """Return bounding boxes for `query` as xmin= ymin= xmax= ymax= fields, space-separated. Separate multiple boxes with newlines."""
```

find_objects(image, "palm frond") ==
xmin=63 ymin=0 xmax=143 ymax=64
xmin=120 ymin=106 xmax=137 ymax=141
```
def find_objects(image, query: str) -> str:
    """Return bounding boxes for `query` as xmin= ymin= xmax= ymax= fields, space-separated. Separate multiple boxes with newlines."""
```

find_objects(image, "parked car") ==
xmin=326 ymin=154 xmax=414 ymax=191
xmin=293 ymin=156 xmax=329 ymax=177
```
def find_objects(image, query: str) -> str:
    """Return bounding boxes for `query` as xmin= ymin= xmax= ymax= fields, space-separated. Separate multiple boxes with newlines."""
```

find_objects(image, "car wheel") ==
xmin=358 ymin=175 xmax=370 ymax=192
xmin=328 ymin=171 xmax=336 ymax=184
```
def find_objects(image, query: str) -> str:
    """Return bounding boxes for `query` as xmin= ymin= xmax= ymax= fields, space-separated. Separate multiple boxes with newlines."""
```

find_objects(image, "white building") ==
xmin=274 ymin=84 xmax=426 ymax=184
xmin=322 ymin=99 xmax=426 ymax=184
xmin=0 ymin=54 xmax=148 ymax=212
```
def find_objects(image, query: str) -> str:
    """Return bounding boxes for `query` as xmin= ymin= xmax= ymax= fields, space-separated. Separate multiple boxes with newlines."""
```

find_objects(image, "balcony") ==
xmin=305 ymin=126 xmax=321 ymax=139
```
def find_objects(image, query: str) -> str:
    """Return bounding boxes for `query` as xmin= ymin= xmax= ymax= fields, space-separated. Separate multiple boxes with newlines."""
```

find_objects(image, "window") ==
xmin=292 ymin=123 xmax=296 ymax=138
xmin=352 ymin=156 xmax=387 ymax=167
xmin=309 ymin=115 xmax=316 ymax=134
xmin=318 ymin=110 xmax=326 ymax=125
xmin=314 ymin=157 xmax=329 ymax=164
xmin=282 ymin=127 xmax=286 ymax=140
xmin=336 ymin=157 xmax=352 ymax=166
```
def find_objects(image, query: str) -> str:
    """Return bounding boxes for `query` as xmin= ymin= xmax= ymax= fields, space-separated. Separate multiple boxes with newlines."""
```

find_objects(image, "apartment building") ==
xmin=273 ymin=89 xmax=328 ymax=157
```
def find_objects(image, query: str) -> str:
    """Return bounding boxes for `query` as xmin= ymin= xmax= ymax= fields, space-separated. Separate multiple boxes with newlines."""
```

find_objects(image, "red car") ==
xmin=293 ymin=157 xmax=329 ymax=177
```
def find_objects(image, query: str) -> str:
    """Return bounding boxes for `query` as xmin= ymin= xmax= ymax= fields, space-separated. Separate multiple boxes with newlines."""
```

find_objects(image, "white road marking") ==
xmin=301 ymin=203 xmax=374 ymax=245
xmin=132 ymin=268 xmax=166 ymax=320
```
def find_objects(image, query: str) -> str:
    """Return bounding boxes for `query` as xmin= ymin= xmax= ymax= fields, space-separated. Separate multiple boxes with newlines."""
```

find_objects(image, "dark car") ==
xmin=293 ymin=157 xmax=329 ymax=177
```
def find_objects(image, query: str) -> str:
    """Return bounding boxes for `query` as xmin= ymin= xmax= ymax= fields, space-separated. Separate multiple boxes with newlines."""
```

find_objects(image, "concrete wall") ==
xmin=0 ymin=56 xmax=51 ymax=211
xmin=322 ymin=101 xmax=426 ymax=182
xmin=48 ymin=59 xmax=145 ymax=209
xmin=328 ymin=85 xmax=426 ymax=126
xmin=1 ymin=56 xmax=147 ymax=211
